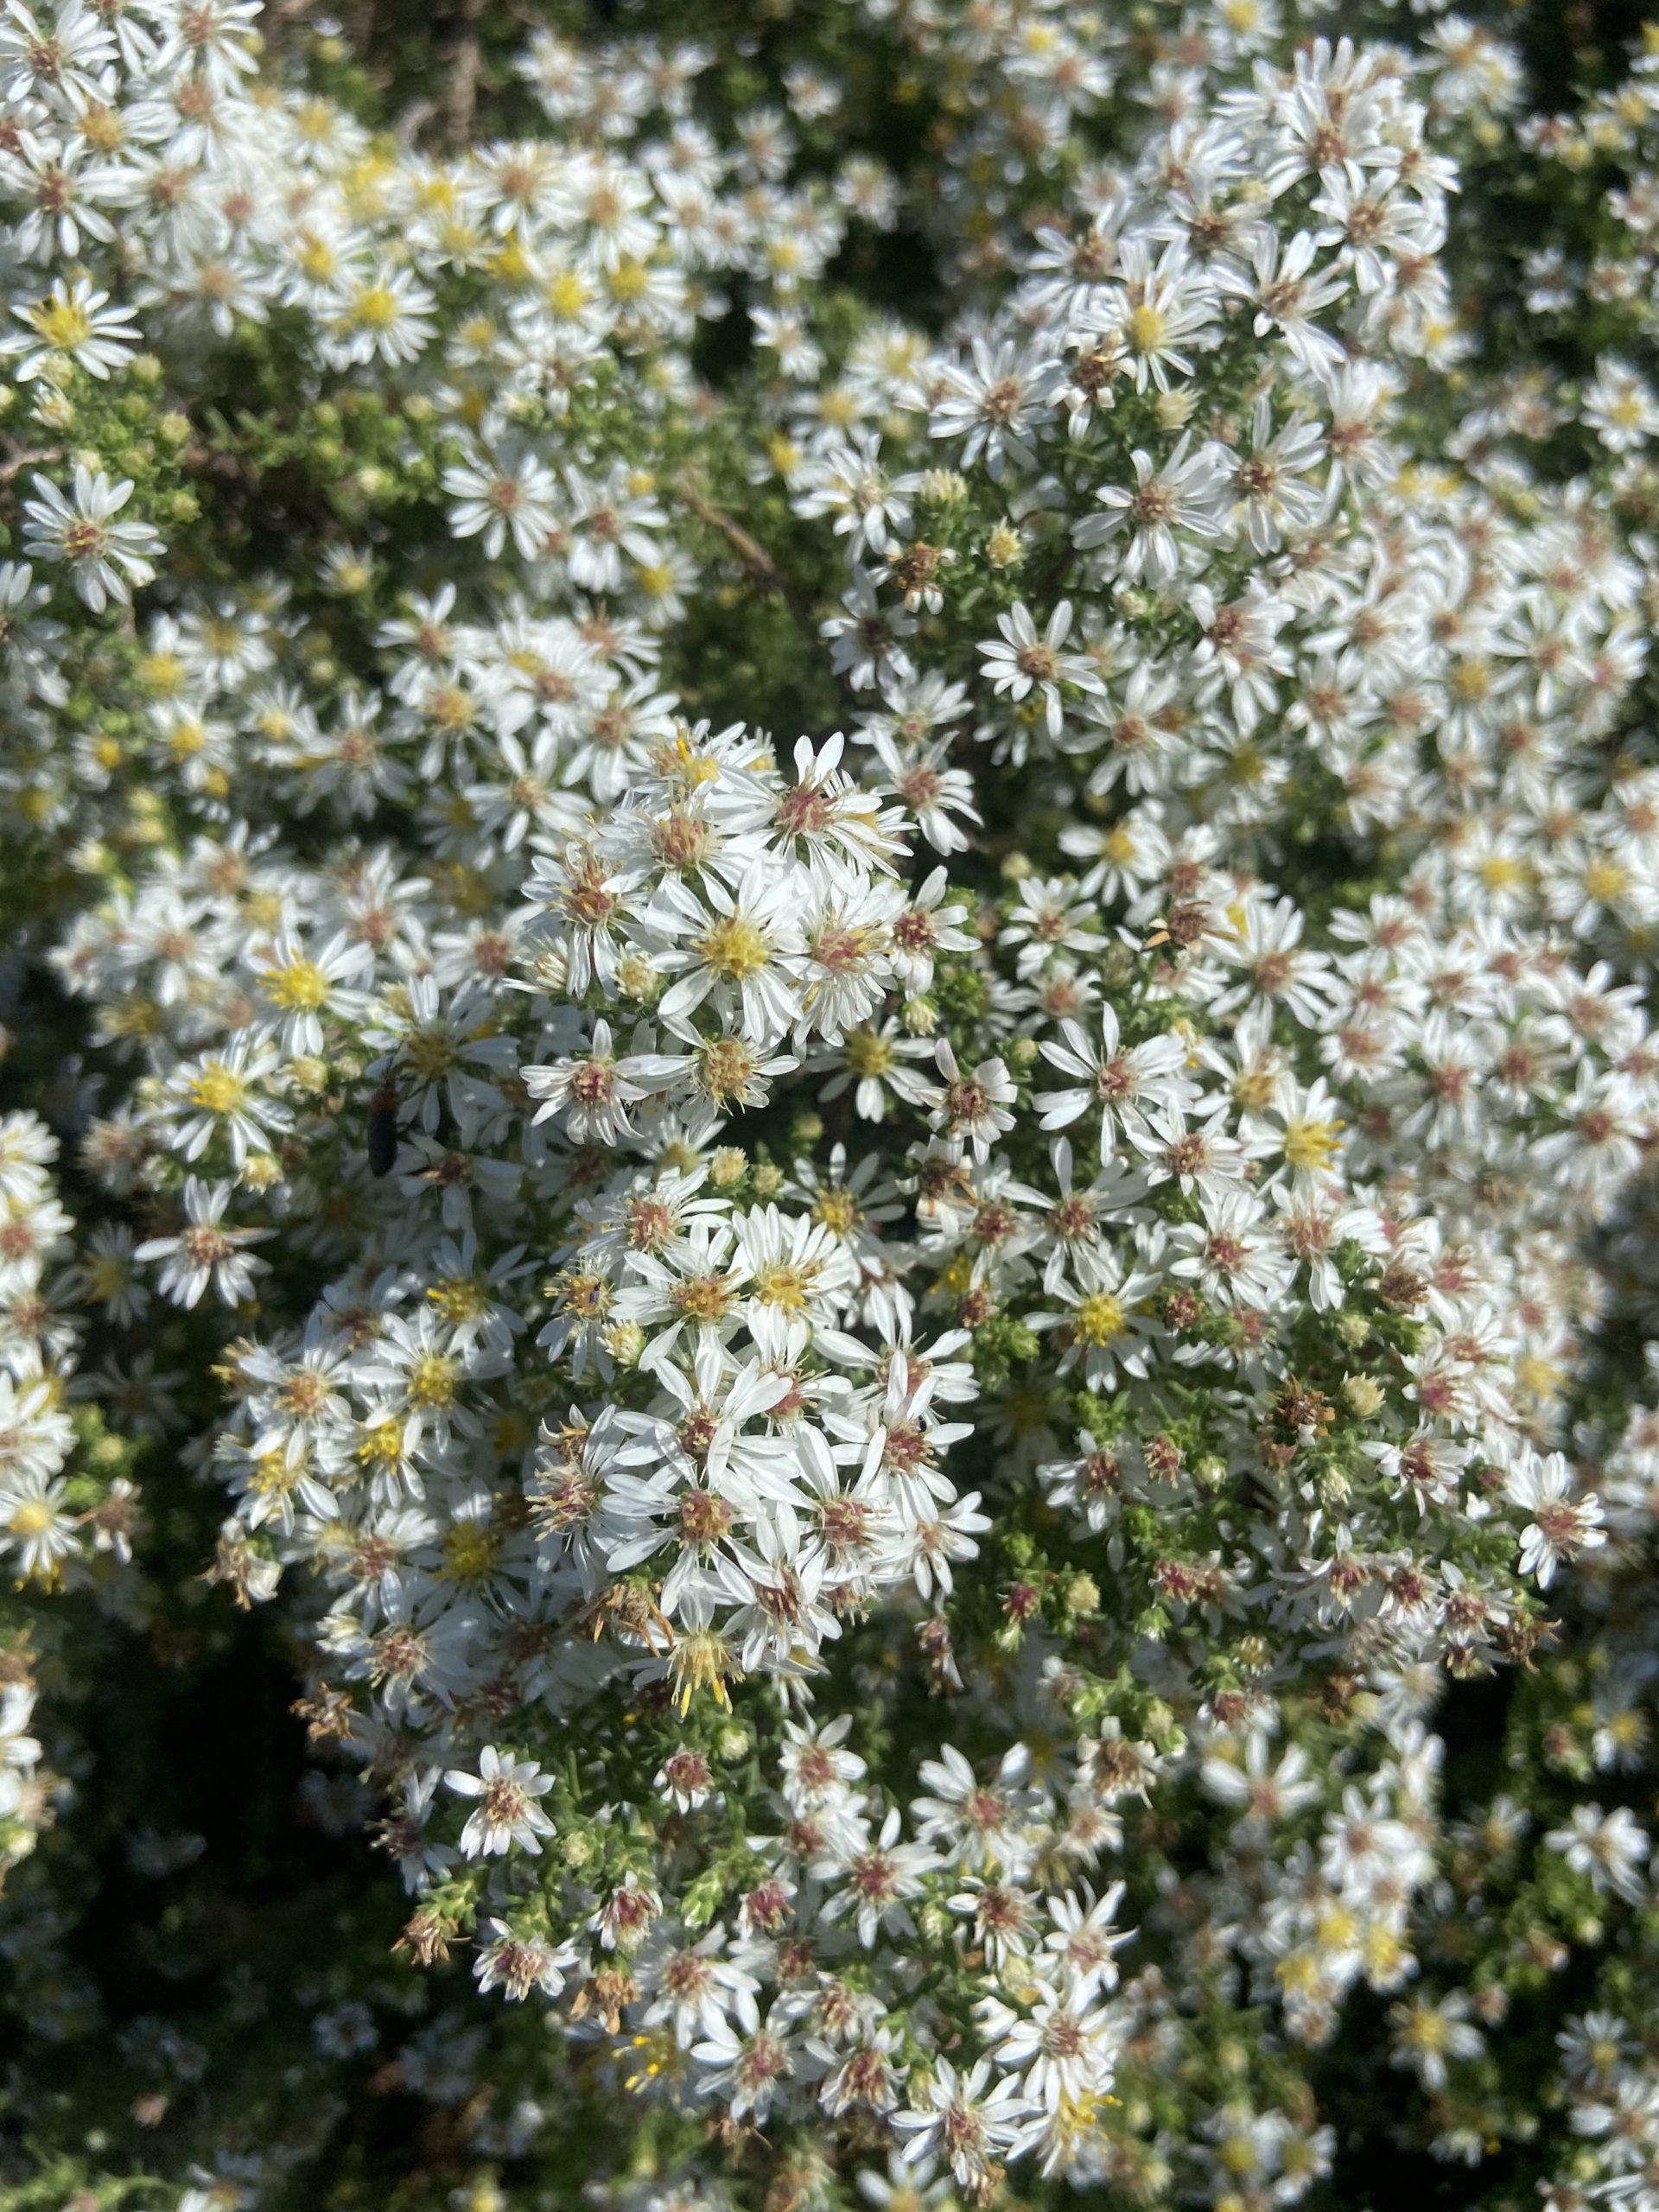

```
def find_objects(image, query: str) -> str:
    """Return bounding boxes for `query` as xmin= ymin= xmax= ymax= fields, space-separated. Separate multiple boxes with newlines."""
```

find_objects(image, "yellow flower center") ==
xmin=137 ymin=650 xmax=186 ymax=693
xmin=189 ymin=1064 xmax=248 ymax=1116
xmin=1283 ymin=1116 xmax=1342 ymax=1173
xmin=843 ymin=1028 xmax=893 ymax=1077
xmin=443 ymin=1522 xmax=499 ymax=1581
xmin=1314 ymin=1904 xmax=1357 ymax=1950
xmin=352 ymin=283 xmax=399 ymax=328
xmin=813 ymin=1191 xmax=860 ymax=1237
xmin=698 ymin=914 xmax=770 ymax=978
xmin=1450 ymin=658 xmax=1490 ymax=702
xmin=249 ymin=1451 xmax=297 ymax=1497
xmin=752 ymin=1261 xmax=812 ymax=1313
xmin=404 ymin=1028 xmax=458 ymax=1080
xmin=1072 ymin=1292 xmax=1126 ymax=1345
xmin=358 ymin=1421 xmax=404 ymax=1470
xmin=429 ymin=1276 xmax=489 ymax=1325
xmin=546 ymin=269 xmax=588 ymax=315
xmin=407 ymin=1352 xmax=457 ymax=1408
xmin=264 ymin=957 xmax=330 ymax=1010
xmin=32 ymin=298 xmax=92 ymax=349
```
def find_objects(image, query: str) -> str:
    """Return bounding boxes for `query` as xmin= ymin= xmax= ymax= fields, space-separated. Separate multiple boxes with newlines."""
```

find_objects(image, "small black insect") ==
xmin=366 ymin=1083 xmax=401 ymax=1178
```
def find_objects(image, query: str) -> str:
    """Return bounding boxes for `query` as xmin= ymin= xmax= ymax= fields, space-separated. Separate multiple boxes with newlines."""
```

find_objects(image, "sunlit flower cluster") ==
xmin=4 ymin=2 xmax=1659 ymax=2210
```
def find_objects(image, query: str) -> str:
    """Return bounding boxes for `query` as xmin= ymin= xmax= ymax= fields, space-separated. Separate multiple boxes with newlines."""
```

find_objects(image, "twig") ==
xmin=0 ymin=444 xmax=60 ymax=488
xmin=673 ymin=468 xmax=872 ymax=727
xmin=445 ymin=0 xmax=486 ymax=149
xmin=397 ymin=97 xmax=438 ymax=149
xmin=673 ymin=467 xmax=816 ymax=632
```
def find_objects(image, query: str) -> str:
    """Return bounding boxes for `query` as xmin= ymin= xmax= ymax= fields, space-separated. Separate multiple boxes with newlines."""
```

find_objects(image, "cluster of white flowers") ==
xmin=4 ymin=0 xmax=1659 ymax=2209
xmin=0 ymin=1105 xmax=142 ymax=1910
xmin=0 ymin=1113 xmax=67 ymax=1884
xmin=0 ymin=1112 xmax=79 ymax=1571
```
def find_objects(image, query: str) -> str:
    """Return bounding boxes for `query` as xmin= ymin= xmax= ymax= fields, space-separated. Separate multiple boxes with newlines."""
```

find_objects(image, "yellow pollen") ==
xmin=352 ymin=283 xmax=399 ymax=328
xmin=812 ymin=1191 xmax=860 ymax=1236
xmin=752 ymin=1260 xmax=812 ymax=1313
xmin=1283 ymin=1116 xmax=1343 ymax=1173
xmin=407 ymin=1352 xmax=457 ymax=1408
xmin=697 ymin=913 xmax=770 ymax=978
xmin=547 ymin=269 xmax=588 ymax=315
xmin=429 ymin=1275 xmax=489 ymax=1324
xmin=263 ymin=957 xmax=330 ymax=1010
xmin=667 ymin=1626 xmax=737 ymax=1713
xmin=843 ymin=1029 xmax=893 ymax=1077
xmin=137 ymin=651 xmax=186 ymax=693
xmin=32 ymin=299 xmax=92 ymax=348
xmin=1315 ymin=1904 xmax=1357 ymax=1949
xmin=1072 ymin=1292 xmax=1126 ymax=1345
xmin=443 ymin=1522 xmax=499 ymax=1580
xmin=249 ymin=1451 xmax=296 ymax=1497
xmin=189 ymin=1064 xmax=248 ymax=1116
xmin=357 ymin=1424 xmax=402 ymax=1473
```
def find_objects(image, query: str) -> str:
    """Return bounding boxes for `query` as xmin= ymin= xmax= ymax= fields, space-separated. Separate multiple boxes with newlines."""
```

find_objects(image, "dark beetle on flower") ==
xmin=365 ymin=1083 xmax=400 ymax=1179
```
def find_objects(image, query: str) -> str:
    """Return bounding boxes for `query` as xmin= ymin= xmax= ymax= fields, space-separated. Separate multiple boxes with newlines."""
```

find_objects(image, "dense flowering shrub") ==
xmin=3 ymin=1 xmax=1659 ymax=2208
